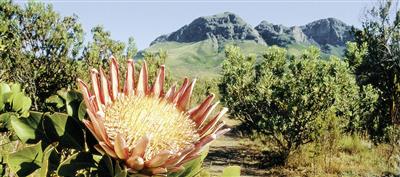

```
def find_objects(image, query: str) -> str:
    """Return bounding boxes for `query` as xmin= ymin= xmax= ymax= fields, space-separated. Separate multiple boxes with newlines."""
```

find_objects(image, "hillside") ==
xmin=139 ymin=12 xmax=354 ymax=78
xmin=143 ymin=39 xmax=268 ymax=79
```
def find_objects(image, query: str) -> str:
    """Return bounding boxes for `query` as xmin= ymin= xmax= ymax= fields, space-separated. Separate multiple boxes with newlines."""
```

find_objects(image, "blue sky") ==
xmin=26 ymin=0 xmax=376 ymax=50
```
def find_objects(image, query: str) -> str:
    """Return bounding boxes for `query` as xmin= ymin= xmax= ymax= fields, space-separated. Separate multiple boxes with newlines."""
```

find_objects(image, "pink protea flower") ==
xmin=77 ymin=57 xmax=229 ymax=176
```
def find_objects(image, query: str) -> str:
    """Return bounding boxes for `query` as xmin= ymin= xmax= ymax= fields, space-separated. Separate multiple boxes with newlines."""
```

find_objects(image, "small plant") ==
xmin=339 ymin=135 xmax=369 ymax=155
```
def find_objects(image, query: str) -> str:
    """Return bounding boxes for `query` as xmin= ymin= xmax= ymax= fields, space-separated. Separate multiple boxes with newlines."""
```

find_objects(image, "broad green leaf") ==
xmin=97 ymin=155 xmax=114 ymax=177
xmin=0 ymin=83 xmax=9 ymax=110
xmin=2 ymin=92 xmax=12 ymax=105
xmin=0 ymin=164 xmax=4 ymax=177
xmin=0 ymin=112 xmax=15 ymax=131
xmin=44 ymin=112 xmax=84 ymax=149
xmin=0 ymin=96 xmax=3 ymax=111
xmin=45 ymin=95 xmax=65 ymax=109
xmin=114 ymin=161 xmax=127 ymax=177
xmin=0 ymin=83 xmax=10 ymax=96
xmin=57 ymin=152 xmax=96 ymax=176
xmin=9 ymin=83 xmax=21 ymax=93
xmin=56 ymin=90 xmax=82 ymax=118
xmin=11 ymin=92 xmax=31 ymax=117
xmin=78 ymin=101 xmax=86 ymax=121
xmin=10 ymin=112 xmax=42 ymax=143
xmin=7 ymin=141 xmax=43 ymax=176
xmin=65 ymin=90 xmax=82 ymax=117
xmin=221 ymin=166 xmax=241 ymax=177
xmin=169 ymin=146 xmax=209 ymax=177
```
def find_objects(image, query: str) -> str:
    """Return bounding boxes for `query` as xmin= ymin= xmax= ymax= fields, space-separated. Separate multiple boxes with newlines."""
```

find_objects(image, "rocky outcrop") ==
xmin=301 ymin=17 xmax=353 ymax=46
xmin=150 ymin=12 xmax=354 ymax=55
xmin=150 ymin=12 xmax=265 ymax=45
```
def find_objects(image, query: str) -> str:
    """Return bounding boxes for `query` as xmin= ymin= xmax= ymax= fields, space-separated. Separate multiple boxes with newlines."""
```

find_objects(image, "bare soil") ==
xmin=203 ymin=119 xmax=275 ymax=177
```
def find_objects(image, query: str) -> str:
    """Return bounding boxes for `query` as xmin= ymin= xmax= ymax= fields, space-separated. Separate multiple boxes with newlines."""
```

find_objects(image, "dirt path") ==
xmin=202 ymin=119 xmax=272 ymax=177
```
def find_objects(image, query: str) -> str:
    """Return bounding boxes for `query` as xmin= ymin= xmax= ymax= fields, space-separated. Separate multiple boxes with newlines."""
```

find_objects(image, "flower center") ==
xmin=104 ymin=95 xmax=199 ymax=160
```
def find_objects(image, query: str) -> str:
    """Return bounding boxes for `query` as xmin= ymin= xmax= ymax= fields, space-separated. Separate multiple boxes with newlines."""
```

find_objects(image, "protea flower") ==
xmin=77 ymin=57 xmax=229 ymax=176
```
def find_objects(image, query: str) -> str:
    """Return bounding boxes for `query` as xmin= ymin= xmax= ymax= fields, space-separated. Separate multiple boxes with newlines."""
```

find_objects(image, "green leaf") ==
xmin=7 ymin=141 xmax=43 ymax=176
xmin=0 ymin=113 xmax=13 ymax=131
xmin=221 ymin=166 xmax=241 ymax=177
xmin=45 ymin=95 xmax=65 ymax=109
xmin=9 ymin=83 xmax=21 ymax=93
xmin=40 ymin=145 xmax=56 ymax=177
xmin=169 ymin=146 xmax=209 ymax=177
xmin=56 ymin=90 xmax=82 ymax=118
xmin=114 ymin=161 xmax=127 ymax=177
xmin=10 ymin=112 xmax=42 ymax=143
xmin=78 ymin=101 xmax=86 ymax=121
xmin=44 ymin=112 xmax=85 ymax=149
xmin=97 ymin=155 xmax=114 ymax=177
xmin=65 ymin=90 xmax=82 ymax=117
xmin=57 ymin=152 xmax=96 ymax=176
xmin=0 ymin=83 xmax=10 ymax=96
xmin=0 ymin=95 xmax=3 ymax=111
xmin=11 ymin=92 xmax=31 ymax=117
xmin=0 ymin=83 xmax=10 ymax=111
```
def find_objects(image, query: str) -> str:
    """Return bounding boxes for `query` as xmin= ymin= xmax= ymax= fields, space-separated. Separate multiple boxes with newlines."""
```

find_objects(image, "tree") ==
xmin=126 ymin=37 xmax=138 ymax=59
xmin=349 ymin=0 xmax=400 ymax=139
xmin=81 ymin=25 xmax=125 ymax=69
xmin=79 ymin=26 xmax=140 ymax=83
xmin=0 ymin=1 xmax=84 ymax=110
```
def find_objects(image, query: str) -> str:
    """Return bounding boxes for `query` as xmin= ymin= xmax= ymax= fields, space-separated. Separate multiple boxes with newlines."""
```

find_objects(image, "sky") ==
xmin=18 ymin=0 xmax=378 ymax=50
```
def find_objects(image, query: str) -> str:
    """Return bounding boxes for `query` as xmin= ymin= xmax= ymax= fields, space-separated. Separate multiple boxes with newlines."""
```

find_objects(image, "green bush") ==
xmin=219 ymin=46 xmax=376 ymax=160
xmin=347 ymin=1 xmax=400 ymax=140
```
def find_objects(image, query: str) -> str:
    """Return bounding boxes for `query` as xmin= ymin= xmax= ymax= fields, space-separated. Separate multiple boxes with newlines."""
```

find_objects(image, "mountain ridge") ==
xmin=151 ymin=12 xmax=265 ymax=46
xmin=142 ymin=12 xmax=355 ymax=79
xmin=150 ymin=12 xmax=354 ymax=52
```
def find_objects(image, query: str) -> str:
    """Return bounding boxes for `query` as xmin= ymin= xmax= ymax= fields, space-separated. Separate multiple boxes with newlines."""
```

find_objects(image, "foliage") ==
xmin=348 ymin=0 xmax=400 ymax=140
xmin=0 ymin=1 xmax=139 ymax=112
xmin=219 ymin=46 xmax=376 ymax=160
xmin=0 ymin=1 xmax=84 ymax=111
xmin=286 ymin=134 xmax=398 ymax=176
xmin=0 ymin=86 xmax=218 ymax=176
xmin=81 ymin=25 xmax=125 ymax=70
xmin=0 ymin=82 xmax=31 ymax=133
xmin=0 ymin=1 xmax=234 ymax=176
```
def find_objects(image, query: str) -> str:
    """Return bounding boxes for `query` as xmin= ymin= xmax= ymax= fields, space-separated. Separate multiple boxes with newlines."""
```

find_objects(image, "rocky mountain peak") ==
xmin=301 ymin=18 xmax=353 ymax=46
xmin=150 ymin=12 xmax=265 ymax=45
xmin=254 ymin=17 xmax=354 ymax=48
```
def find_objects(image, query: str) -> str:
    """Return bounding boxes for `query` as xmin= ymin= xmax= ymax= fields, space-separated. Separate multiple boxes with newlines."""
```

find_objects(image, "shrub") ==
xmin=219 ymin=46 xmax=375 ymax=160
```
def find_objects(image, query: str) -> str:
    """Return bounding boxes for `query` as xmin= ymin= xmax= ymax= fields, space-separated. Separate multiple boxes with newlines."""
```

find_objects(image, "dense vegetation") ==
xmin=218 ymin=1 xmax=400 ymax=175
xmin=0 ymin=0 xmax=399 ymax=176
xmin=219 ymin=45 xmax=378 ymax=160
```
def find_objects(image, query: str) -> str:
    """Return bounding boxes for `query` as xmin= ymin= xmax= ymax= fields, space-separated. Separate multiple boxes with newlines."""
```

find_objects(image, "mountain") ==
xmin=254 ymin=18 xmax=353 ymax=54
xmin=301 ymin=18 xmax=353 ymax=46
xmin=143 ymin=12 xmax=354 ymax=79
xmin=151 ymin=12 xmax=265 ymax=46
xmin=254 ymin=21 xmax=309 ymax=47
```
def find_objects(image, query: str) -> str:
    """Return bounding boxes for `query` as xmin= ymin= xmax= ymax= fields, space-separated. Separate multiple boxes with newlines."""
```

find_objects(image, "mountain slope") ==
xmin=144 ymin=39 xmax=268 ymax=79
xmin=142 ymin=12 xmax=354 ymax=79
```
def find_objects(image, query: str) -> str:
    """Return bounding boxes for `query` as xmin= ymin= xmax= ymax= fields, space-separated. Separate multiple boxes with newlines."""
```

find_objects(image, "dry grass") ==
xmin=204 ymin=129 xmax=400 ymax=177
xmin=286 ymin=135 xmax=399 ymax=176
